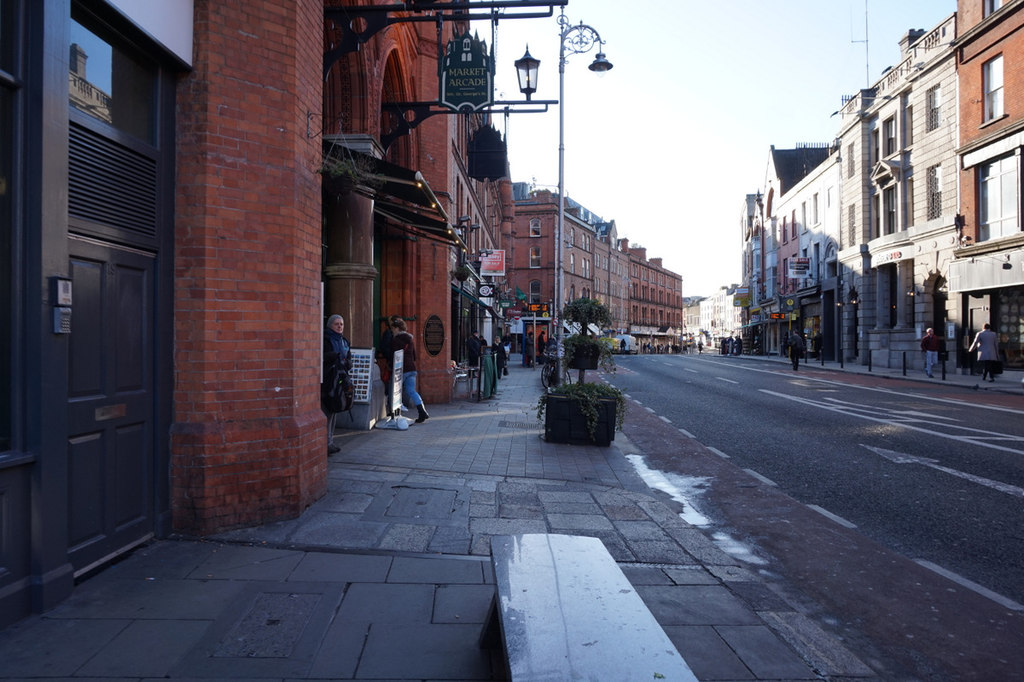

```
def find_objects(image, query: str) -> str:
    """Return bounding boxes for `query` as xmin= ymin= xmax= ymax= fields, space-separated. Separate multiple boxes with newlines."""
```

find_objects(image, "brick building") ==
xmin=0 ymin=0 xmax=515 ymax=628
xmin=950 ymin=0 xmax=1024 ymax=370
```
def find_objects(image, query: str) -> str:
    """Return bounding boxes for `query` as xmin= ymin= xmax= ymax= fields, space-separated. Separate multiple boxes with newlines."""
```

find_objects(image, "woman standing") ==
xmin=322 ymin=314 xmax=352 ymax=453
xmin=390 ymin=317 xmax=429 ymax=423
xmin=493 ymin=334 xmax=507 ymax=377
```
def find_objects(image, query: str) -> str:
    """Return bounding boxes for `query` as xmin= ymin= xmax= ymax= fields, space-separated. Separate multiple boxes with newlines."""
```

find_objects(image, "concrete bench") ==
xmin=482 ymin=533 xmax=697 ymax=681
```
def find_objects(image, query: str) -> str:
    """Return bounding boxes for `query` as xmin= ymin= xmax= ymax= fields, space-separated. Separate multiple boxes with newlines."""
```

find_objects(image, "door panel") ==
xmin=67 ymin=238 xmax=156 ymax=572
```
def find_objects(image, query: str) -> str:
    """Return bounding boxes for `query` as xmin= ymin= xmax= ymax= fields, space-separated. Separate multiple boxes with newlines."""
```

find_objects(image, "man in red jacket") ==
xmin=921 ymin=327 xmax=941 ymax=378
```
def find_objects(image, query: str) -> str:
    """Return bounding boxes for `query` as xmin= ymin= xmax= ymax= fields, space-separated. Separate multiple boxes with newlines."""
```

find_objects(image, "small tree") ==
xmin=560 ymin=297 xmax=614 ymax=383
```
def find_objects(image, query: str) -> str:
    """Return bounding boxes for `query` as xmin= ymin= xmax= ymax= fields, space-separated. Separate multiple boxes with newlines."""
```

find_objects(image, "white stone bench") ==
xmin=482 ymin=533 xmax=698 ymax=681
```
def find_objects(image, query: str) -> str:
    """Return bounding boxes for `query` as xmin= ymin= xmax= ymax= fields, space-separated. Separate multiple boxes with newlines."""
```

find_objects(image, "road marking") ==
xmin=760 ymin=389 xmax=1024 ymax=456
xmin=717 ymin=377 xmax=739 ymax=384
xmin=743 ymin=469 xmax=777 ymax=486
xmin=706 ymin=446 xmax=729 ymax=459
xmin=659 ymin=415 xmax=672 ymax=424
xmin=863 ymin=444 xmax=1024 ymax=499
xmin=678 ymin=427 xmax=695 ymax=438
xmin=915 ymin=560 xmax=1024 ymax=611
xmin=645 ymin=406 xmax=656 ymax=414
xmin=806 ymin=504 xmax=858 ymax=529
xmin=683 ymin=368 xmax=698 ymax=374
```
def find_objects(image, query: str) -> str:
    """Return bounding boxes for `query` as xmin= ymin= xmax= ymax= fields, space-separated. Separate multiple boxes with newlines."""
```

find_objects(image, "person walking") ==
xmin=322 ymin=314 xmax=352 ymax=453
xmin=968 ymin=323 xmax=1000 ymax=382
xmin=390 ymin=317 xmax=429 ymax=422
xmin=920 ymin=327 xmax=941 ymax=378
xmin=789 ymin=331 xmax=805 ymax=371
xmin=536 ymin=331 xmax=547 ymax=364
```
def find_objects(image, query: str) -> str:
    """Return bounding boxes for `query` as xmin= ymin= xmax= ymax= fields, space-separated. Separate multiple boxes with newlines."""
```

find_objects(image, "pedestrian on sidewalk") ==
xmin=391 ymin=317 xmax=429 ymax=422
xmin=524 ymin=331 xmax=535 ymax=367
xmin=322 ymin=314 xmax=353 ymax=453
xmin=789 ymin=331 xmax=805 ymax=371
xmin=968 ymin=323 xmax=1000 ymax=382
xmin=920 ymin=327 xmax=941 ymax=378
xmin=467 ymin=329 xmax=482 ymax=368
xmin=493 ymin=334 xmax=507 ymax=377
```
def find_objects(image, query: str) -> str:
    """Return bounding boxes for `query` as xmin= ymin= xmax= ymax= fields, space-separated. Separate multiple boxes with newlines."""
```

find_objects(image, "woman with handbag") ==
xmin=968 ymin=323 xmax=1000 ymax=382
xmin=322 ymin=314 xmax=352 ymax=452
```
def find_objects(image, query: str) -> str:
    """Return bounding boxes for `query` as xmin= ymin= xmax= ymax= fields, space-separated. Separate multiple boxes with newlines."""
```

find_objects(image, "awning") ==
xmin=324 ymin=146 xmax=467 ymax=250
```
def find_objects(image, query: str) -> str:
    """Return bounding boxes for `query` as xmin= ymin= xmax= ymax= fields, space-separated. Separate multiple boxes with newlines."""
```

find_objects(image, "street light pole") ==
xmin=555 ymin=9 xmax=611 ymax=362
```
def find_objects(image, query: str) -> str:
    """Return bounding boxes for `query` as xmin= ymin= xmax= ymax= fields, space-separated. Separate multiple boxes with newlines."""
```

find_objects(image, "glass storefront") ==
xmin=996 ymin=287 xmax=1023 ymax=369
xmin=1 ymin=0 xmax=15 ymax=452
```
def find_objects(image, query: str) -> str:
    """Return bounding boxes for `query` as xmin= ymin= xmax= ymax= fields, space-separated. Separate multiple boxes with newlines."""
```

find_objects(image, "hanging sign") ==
xmin=479 ymin=250 xmax=506 ymax=276
xmin=439 ymin=31 xmax=494 ymax=112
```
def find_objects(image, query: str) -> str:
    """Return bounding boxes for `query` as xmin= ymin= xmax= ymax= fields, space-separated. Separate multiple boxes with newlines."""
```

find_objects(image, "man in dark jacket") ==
xmin=467 ymin=330 xmax=482 ymax=367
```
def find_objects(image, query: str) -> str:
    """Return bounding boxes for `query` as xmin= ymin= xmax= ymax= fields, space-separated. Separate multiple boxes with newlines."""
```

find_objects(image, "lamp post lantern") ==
xmin=554 ymin=9 xmax=612 ymax=363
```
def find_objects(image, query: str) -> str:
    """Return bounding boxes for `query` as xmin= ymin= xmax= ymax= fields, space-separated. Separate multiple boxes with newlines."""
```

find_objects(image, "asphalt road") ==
xmin=608 ymin=353 xmax=1024 ymax=681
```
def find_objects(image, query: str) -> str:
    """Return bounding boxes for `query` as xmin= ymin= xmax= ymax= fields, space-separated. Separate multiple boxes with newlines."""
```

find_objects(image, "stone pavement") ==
xmin=0 ymin=358 xmax=885 ymax=681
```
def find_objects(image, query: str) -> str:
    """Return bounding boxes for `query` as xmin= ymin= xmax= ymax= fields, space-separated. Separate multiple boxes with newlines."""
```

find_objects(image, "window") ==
xmin=883 ymin=186 xmax=897 ymax=235
xmin=884 ymin=117 xmax=897 ymax=156
xmin=926 ymin=164 xmax=942 ymax=220
xmin=979 ymin=154 xmax=1019 ymax=242
xmin=529 ymin=280 xmax=541 ymax=304
xmin=906 ymin=177 xmax=915 ymax=228
xmin=985 ymin=0 xmax=1004 ymax=17
xmin=791 ymin=210 xmax=796 ymax=239
xmin=782 ymin=216 xmax=788 ymax=243
xmin=905 ymin=104 xmax=914 ymax=146
xmin=983 ymin=55 xmax=1004 ymax=122
xmin=871 ymin=128 xmax=880 ymax=165
xmin=529 ymin=246 xmax=541 ymax=268
xmin=569 ymin=253 xmax=575 ymax=273
xmin=926 ymin=86 xmax=940 ymax=132
xmin=801 ymin=202 xmax=807 ymax=231
xmin=69 ymin=15 xmax=157 ymax=143
xmin=529 ymin=218 xmax=541 ymax=237
xmin=812 ymin=193 xmax=819 ymax=224
xmin=847 ymin=204 xmax=856 ymax=248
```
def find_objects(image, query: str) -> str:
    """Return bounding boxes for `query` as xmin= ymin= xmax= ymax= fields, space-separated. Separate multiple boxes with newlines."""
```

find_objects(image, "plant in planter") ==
xmin=452 ymin=264 xmax=475 ymax=282
xmin=536 ymin=380 xmax=626 ymax=445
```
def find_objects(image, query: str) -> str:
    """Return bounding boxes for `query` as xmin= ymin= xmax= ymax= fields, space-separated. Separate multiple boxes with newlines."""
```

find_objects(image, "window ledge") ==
xmin=979 ymin=113 xmax=1009 ymax=130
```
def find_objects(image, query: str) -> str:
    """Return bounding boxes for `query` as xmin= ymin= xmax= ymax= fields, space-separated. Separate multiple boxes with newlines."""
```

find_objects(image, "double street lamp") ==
xmin=515 ymin=9 xmax=612 ymax=365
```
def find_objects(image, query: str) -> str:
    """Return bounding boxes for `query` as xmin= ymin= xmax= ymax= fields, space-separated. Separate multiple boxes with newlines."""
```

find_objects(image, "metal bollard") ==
xmin=941 ymin=358 xmax=946 ymax=380
xmin=868 ymin=352 xmax=872 ymax=372
xmin=902 ymin=351 xmax=907 ymax=376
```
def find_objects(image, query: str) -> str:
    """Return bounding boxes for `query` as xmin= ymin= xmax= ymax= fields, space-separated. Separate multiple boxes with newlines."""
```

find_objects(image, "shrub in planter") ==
xmin=536 ymin=381 xmax=626 ymax=445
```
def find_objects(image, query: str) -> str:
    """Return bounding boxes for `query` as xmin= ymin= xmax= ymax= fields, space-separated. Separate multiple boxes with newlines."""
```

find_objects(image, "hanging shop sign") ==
xmin=477 ymin=284 xmax=495 ymax=298
xmin=479 ymin=250 xmax=506 ymax=277
xmin=439 ymin=31 xmax=494 ymax=112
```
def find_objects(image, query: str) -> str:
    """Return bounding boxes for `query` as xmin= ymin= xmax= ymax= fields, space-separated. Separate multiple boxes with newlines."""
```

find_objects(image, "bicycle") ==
xmin=540 ymin=344 xmax=572 ymax=388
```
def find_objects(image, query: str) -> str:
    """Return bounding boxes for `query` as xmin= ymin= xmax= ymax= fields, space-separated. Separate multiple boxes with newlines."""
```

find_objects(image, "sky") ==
xmin=481 ymin=0 xmax=955 ymax=298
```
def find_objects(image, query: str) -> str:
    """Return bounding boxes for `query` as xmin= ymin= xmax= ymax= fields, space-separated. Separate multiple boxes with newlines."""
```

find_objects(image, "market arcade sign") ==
xmin=439 ymin=31 xmax=494 ymax=112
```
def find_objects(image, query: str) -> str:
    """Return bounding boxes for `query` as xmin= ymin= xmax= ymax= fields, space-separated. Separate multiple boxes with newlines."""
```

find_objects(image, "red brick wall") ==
xmin=171 ymin=0 xmax=326 ymax=534
xmin=957 ymin=6 xmax=1024 ymax=238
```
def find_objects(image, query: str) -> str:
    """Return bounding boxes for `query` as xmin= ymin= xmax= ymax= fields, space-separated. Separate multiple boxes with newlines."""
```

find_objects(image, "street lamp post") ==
xmin=554 ymin=9 xmax=612 ymax=362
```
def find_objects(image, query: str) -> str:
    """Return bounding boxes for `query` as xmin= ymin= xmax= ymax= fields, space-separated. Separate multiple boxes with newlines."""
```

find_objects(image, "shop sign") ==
xmin=477 ymin=284 xmax=494 ymax=297
xmin=480 ymin=250 xmax=505 ymax=276
xmin=873 ymin=248 xmax=909 ymax=265
xmin=787 ymin=258 xmax=810 ymax=278
xmin=439 ymin=31 xmax=493 ymax=112
xmin=423 ymin=314 xmax=446 ymax=357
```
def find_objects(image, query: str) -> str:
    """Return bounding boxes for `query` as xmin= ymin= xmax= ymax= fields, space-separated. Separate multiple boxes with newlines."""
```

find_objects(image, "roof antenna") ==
xmin=851 ymin=0 xmax=870 ymax=86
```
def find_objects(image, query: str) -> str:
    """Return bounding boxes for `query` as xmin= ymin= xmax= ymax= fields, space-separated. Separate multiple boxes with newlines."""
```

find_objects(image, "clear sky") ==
xmin=484 ymin=0 xmax=955 ymax=298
